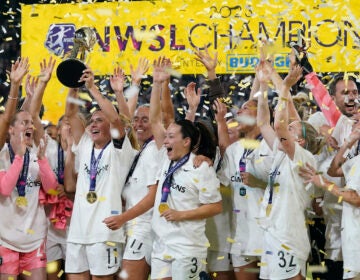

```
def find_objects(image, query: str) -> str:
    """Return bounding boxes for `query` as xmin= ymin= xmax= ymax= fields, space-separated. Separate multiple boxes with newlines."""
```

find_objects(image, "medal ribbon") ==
xmin=89 ymin=141 xmax=111 ymax=192
xmin=161 ymin=153 xmax=190 ymax=203
xmin=8 ymin=143 xmax=30 ymax=197
xmin=239 ymin=134 xmax=263 ymax=175
xmin=125 ymin=136 xmax=153 ymax=184
xmin=267 ymin=154 xmax=285 ymax=207
xmin=57 ymin=143 xmax=64 ymax=185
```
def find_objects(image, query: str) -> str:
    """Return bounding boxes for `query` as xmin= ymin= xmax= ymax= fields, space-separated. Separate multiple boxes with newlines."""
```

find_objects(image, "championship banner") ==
xmin=21 ymin=0 xmax=359 ymax=122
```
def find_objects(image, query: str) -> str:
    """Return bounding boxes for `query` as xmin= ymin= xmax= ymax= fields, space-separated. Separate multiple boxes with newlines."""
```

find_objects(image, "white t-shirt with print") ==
xmin=67 ymin=133 xmax=135 ymax=244
xmin=257 ymin=140 xmax=316 ymax=261
xmin=0 ymin=145 xmax=47 ymax=252
xmin=218 ymin=139 xmax=273 ymax=256
xmin=152 ymin=152 xmax=221 ymax=259
xmin=122 ymin=140 xmax=163 ymax=243
xmin=341 ymin=156 xmax=360 ymax=273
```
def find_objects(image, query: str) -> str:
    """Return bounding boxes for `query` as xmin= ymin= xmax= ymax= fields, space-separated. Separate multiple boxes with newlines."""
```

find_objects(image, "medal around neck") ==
xmin=158 ymin=202 xmax=169 ymax=214
xmin=16 ymin=196 xmax=28 ymax=207
xmin=56 ymin=27 xmax=97 ymax=88
xmin=86 ymin=191 xmax=97 ymax=204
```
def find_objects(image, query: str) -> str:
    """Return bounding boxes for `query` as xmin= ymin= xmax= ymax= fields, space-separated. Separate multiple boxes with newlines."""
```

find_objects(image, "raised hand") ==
xmin=110 ymin=66 xmax=126 ymax=93
xmin=78 ymin=67 xmax=95 ymax=90
xmin=25 ymin=74 xmax=39 ymax=99
xmin=283 ymin=65 xmax=303 ymax=88
xmin=213 ymin=98 xmax=227 ymax=123
xmin=184 ymin=82 xmax=201 ymax=111
xmin=37 ymin=135 xmax=48 ymax=160
xmin=39 ymin=56 xmax=56 ymax=83
xmin=194 ymin=47 xmax=218 ymax=73
xmin=130 ymin=57 xmax=150 ymax=85
xmin=152 ymin=56 xmax=170 ymax=84
xmin=9 ymin=57 xmax=29 ymax=85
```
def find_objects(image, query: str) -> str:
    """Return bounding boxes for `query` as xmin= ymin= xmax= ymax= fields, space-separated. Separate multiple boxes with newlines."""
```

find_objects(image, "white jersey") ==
xmin=67 ymin=133 xmax=135 ymax=244
xmin=0 ymin=145 xmax=47 ymax=252
xmin=332 ymin=114 xmax=353 ymax=147
xmin=309 ymin=111 xmax=343 ymax=260
xmin=218 ymin=139 xmax=272 ymax=256
xmin=341 ymin=156 xmax=360 ymax=273
xmin=206 ymin=146 xmax=233 ymax=253
xmin=257 ymin=140 xmax=316 ymax=261
xmin=152 ymin=152 xmax=221 ymax=259
xmin=122 ymin=140 xmax=162 ymax=242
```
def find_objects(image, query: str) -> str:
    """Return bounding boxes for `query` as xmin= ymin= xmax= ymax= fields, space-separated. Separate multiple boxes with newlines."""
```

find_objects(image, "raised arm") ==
xmin=64 ymin=88 xmax=84 ymax=145
xmin=184 ymin=82 xmax=201 ymax=122
xmin=213 ymin=98 xmax=231 ymax=156
xmin=273 ymin=65 xmax=303 ymax=160
xmin=29 ymin=57 xmax=56 ymax=145
xmin=194 ymin=47 xmax=226 ymax=104
xmin=161 ymin=58 xmax=175 ymax=128
xmin=127 ymin=57 xmax=150 ymax=118
xmin=79 ymin=67 xmax=125 ymax=139
xmin=0 ymin=57 xmax=29 ymax=149
xmin=255 ymin=61 xmax=276 ymax=149
xmin=62 ymin=122 xmax=77 ymax=193
xmin=149 ymin=57 xmax=170 ymax=149
xmin=328 ymin=125 xmax=360 ymax=177
xmin=20 ymin=75 xmax=37 ymax=112
xmin=110 ymin=66 xmax=131 ymax=119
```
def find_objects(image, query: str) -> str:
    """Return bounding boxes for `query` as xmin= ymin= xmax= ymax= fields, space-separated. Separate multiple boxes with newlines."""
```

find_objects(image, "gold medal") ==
xmin=266 ymin=204 xmax=272 ymax=217
xmin=158 ymin=203 xmax=169 ymax=214
xmin=16 ymin=196 xmax=28 ymax=207
xmin=86 ymin=191 xmax=97 ymax=204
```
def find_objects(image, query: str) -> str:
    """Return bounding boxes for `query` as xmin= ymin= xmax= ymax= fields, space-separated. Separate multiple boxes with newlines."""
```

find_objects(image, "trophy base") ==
xmin=56 ymin=59 xmax=87 ymax=88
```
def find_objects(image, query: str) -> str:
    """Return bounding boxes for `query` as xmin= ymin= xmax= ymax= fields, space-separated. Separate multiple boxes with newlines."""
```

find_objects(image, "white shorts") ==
xmin=123 ymin=236 xmax=152 ymax=265
xmin=231 ymin=254 xmax=259 ymax=268
xmin=65 ymin=242 xmax=123 ymax=276
xmin=259 ymin=233 xmax=306 ymax=280
xmin=151 ymin=256 xmax=207 ymax=280
xmin=46 ymin=239 xmax=66 ymax=262
xmin=207 ymin=251 xmax=233 ymax=272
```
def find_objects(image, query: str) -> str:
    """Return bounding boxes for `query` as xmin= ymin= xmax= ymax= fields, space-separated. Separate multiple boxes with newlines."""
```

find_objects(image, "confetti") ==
xmin=226 ymin=237 xmax=235 ymax=243
xmin=26 ymin=229 xmax=35 ymax=235
xmin=67 ymin=96 xmax=86 ymax=107
xmin=57 ymin=270 xmax=64 ymax=278
xmin=239 ymin=139 xmax=261 ymax=149
xmin=110 ymin=128 xmax=120 ymax=139
xmin=281 ymin=244 xmax=290 ymax=250
xmin=118 ymin=269 xmax=129 ymax=279
xmin=46 ymin=261 xmax=59 ymax=274
xmin=22 ymin=270 xmax=32 ymax=276
xmin=106 ymin=241 xmax=116 ymax=247
xmin=235 ymin=115 xmax=256 ymax=126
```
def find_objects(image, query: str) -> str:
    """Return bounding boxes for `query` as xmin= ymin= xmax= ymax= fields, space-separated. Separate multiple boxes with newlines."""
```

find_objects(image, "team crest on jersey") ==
xmin=239 ymin=186 xmax=246 ymax=196
xmin=44 ymin=24 xmax=76 ymax=56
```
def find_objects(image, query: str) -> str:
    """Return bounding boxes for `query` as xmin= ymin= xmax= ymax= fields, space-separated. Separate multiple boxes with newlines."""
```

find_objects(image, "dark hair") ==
xmin=174 ymin=119 xmax=216 ymax=161
xmin=328 ymin=74 xmax=357 ymax=96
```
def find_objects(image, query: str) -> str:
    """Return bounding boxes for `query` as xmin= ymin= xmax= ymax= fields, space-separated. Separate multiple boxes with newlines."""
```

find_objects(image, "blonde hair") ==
xmin=300 ymin=121 xmax=324 ymax=155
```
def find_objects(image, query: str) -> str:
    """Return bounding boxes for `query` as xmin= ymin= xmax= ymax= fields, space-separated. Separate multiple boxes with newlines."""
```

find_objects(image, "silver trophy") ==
xmin=56 ymin=27 xmax=97 ymax=88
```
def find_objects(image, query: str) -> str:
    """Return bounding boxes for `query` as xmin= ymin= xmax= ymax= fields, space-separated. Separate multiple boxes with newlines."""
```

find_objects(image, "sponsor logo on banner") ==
xmin=226 ymin=53 xmax=290 ymax=72
xmin=44 ymin=24 xmax=75 ymax=56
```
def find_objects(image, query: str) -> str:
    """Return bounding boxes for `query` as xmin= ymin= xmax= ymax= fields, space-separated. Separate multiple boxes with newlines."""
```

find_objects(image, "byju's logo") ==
xmin=226 ymin=53 xmax=290 ymax=72
xmin=44 ymin=24 xmax=76 ymax=56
